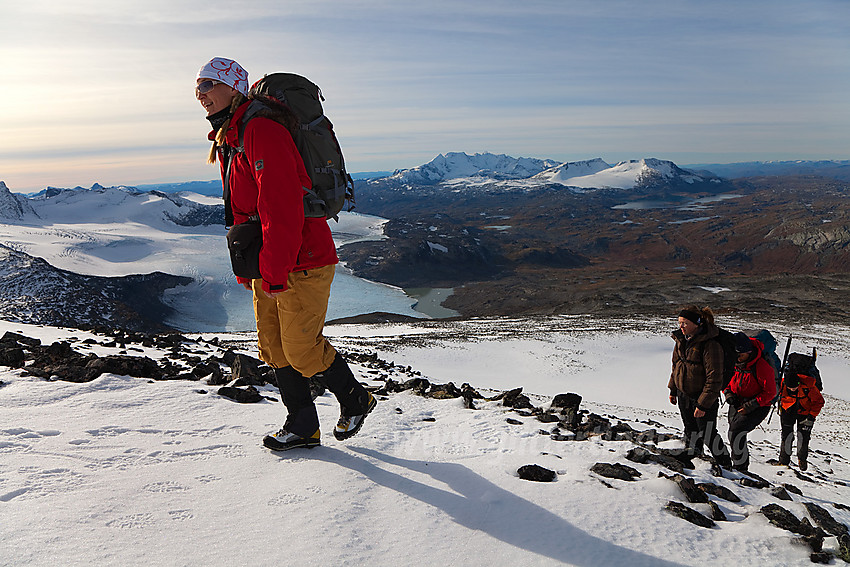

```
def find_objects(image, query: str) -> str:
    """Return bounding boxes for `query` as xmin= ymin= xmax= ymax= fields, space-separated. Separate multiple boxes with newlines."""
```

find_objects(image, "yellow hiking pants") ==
xmin=252 ymin=264 xmax=337 ymax=377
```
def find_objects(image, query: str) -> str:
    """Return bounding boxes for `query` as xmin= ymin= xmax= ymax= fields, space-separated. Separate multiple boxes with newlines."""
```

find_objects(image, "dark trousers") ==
xmin=779 ymin=407 xmax=814 ymax=465
xmin=677 ymin=394 xmax=729 ymax=462
xmin=727 ymin=402 xmax=770 ymax=470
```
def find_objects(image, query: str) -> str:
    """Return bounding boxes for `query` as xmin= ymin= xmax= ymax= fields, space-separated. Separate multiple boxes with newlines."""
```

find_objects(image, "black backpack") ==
xmin=231 ymin=73 xmax=355 ymax=221
xmin=714 ymin=327 xmax=737 ymax=390
xmin=785 ymin=351 xmax=823 ymax=391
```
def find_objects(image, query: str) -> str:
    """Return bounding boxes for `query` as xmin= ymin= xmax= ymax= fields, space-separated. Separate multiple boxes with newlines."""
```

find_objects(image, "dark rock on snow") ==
xmin=551 ymin=392 xmax=582 ymax=411
xmin=626 ymin=446 xmax=686 ymax=473
xmin=696 ymin=482 xmax=741 ymax=503
xmin=760 ymin=504 xmax=825 ymax=539
xmin=707 ymin=500 xmax=727 ymax=522
xmin=664 ymin=501 xmax=715 ymax=529
xmin=659 ymin=472 xmax=708 ymax=504
xmin=217 ymin=385 xmax=264 ymax=404
xmin=228 ymin=352 xmax=267 ymax=386
xmin=802 ymin=502 xmax=850 ymax=537
xmin=85 ymin=355 xmax=163 ymax=381
xmin=517 ymin=464 xmax=557 ymax=482
xmin=769 ymin=486 xmax=793 ymax=501
xmin=838 ymin=533 xmax=850 ymax=563
xmin=499 ymin=387 xmax=534 ymax=410
xmin=591 ymin=462 xmax=641 ymax=481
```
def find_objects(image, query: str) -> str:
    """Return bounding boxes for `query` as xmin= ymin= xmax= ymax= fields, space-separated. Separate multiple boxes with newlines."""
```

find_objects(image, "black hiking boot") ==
xmin=263 ymin=428 xmax=321 ymax=451
xmin=333 ymin=393 xmax=377 ymax=441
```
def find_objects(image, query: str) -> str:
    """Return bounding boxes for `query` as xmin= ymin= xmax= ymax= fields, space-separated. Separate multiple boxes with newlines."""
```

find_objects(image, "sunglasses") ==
xmin=195 ymin=80 xmax=221 ymax=95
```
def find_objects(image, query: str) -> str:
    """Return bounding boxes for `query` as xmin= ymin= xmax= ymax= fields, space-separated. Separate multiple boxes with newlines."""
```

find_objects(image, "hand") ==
xmin=738 ymin=399 xmax=759 ymax=414
xmin=724 ymin=391 xmax=740 ymax=406
xmin=693 ymin=407 xmax=706 ymax=418
xmin=242 ymin=282 xmax=252 ymax=290
xmin=669 ymin=395 xmax=677 ymax=405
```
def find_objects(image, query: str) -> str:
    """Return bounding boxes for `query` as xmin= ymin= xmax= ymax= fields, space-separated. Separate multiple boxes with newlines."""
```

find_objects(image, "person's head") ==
xmin=196 ymin=57 xmax=249 ymax=116
xmin=783 ymin=367 xmax=799 ymax=390
xmin=734 ymin=331 xmax=754 ymax=363
xmin=677 ymin=305 xmax=713 ymax=337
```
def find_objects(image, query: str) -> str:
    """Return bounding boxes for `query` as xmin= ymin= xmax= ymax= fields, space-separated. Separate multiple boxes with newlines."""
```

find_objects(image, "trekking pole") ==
xmin=767 ymin=335 xmax=793 ymax=425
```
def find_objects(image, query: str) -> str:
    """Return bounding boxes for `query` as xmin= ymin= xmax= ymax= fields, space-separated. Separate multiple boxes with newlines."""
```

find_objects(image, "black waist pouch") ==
xmin=226 ymin=220 xmax=262 ymax=279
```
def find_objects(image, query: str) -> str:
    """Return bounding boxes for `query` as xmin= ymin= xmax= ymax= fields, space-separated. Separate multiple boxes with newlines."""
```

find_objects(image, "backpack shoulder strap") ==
xmin=234 ymin=99 xmax=268 ymax=152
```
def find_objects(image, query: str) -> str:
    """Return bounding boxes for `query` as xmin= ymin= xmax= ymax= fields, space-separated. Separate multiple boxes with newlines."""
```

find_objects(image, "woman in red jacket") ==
xmin=778 ymin=353 xmax=824 ymax=471
xmin=723 ymin=332 xmax=777 ymax=472
xmin=196 ymin=57 xmax=375 ymax=451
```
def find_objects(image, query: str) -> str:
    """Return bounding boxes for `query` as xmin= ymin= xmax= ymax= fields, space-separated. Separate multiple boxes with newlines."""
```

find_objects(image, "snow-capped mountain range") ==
xmin=385 ymin=152 xmax=722 ymax=191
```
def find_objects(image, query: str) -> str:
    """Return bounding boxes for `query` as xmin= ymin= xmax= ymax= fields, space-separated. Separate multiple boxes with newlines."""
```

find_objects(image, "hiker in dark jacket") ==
xmin=723 ymin=332 xmax=777 ymax=472
xmin=778 ymin=354 xmax=824 ymax=471
xmin=196 ymin=57 xmax=375 ymax=451
xmin=669 ymin=306 xmax=732 ymax=467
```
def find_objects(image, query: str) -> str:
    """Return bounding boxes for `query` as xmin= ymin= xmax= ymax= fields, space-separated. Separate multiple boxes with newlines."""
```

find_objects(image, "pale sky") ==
xmin=1 ymin=0 xmax=849 ymax=193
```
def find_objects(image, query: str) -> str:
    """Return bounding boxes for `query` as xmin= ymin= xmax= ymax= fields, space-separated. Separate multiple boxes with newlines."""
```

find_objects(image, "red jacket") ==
xmin=727 ymin=338 xmax=777 ymax=407
xmin=780 ymin=374 xmax=824 ymax=417
xmin=213 ymin=101 xmax=338 ymax=293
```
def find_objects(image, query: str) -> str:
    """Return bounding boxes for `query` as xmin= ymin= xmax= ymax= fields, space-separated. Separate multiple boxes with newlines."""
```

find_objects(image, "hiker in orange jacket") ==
xmin=778 ymin=354 xmax=824 ymax=471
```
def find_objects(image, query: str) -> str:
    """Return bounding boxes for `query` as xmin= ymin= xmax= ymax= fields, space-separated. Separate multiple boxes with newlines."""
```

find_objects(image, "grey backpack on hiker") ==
xmin=240 ymin=73 xmax=355 ymax=221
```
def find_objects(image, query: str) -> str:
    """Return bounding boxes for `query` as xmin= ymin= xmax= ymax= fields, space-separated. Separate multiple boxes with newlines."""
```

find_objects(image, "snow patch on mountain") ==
xmin=560 ymin=158 xmax=708 ymax=190
xmin=531 ymin=158 xmax=611 ymax=184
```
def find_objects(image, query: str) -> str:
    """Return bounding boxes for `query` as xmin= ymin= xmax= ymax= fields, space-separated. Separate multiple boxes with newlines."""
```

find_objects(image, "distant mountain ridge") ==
xmin=683 ymin=160 xmax=850 ymax=181
xmin=389 ymin=152 xmax=562 ymax=185
xmin=1 ymin=182 xmax=223 ymax=226
xmin=382 ymin=153 xmax=721 ymax=191
xmin=380 ymin=153 xmax=850 ymax=188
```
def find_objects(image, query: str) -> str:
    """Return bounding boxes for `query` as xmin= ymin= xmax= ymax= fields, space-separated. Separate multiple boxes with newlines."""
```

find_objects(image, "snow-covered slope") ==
xmin=2 ymin=315 xmax=849 ymax=566
xmin=531 ymin=158 xmax=611 ymax=184
xmin=563 ymin=158 xmax=709 ymax=190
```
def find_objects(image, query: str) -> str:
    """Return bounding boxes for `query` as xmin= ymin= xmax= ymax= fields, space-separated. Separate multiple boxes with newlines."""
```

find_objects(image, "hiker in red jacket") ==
xmin=778 ymin=354 xmax=825 ymax=471
xmin=723 ymin=332 xmax=777 ymax=472
xmin=196 ymin=57 xmax=375 ymax=451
